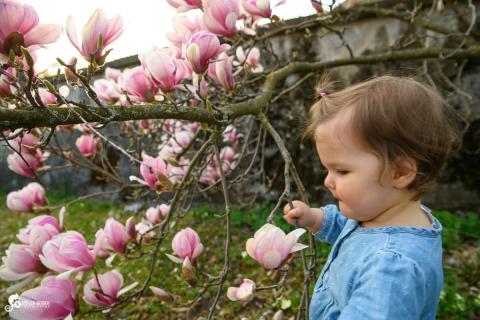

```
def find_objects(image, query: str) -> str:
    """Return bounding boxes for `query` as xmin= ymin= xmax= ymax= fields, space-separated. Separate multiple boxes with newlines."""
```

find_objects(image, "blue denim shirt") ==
xmin=309 ymin=204 xmax=443 ymax=320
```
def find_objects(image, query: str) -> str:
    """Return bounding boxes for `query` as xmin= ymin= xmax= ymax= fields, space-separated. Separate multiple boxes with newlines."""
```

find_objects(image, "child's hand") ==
xmin=283 ymin=200 xmax=324 ymax=234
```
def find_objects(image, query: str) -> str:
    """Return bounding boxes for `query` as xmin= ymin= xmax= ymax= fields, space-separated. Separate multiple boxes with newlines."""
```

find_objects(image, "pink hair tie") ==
xmin=319 ymin=92 xmax=327 ymax=97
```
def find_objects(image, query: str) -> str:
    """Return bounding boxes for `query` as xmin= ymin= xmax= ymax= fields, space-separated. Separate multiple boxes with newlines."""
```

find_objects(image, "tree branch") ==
xmin=2 ymin=46 xmax=480 ymax=131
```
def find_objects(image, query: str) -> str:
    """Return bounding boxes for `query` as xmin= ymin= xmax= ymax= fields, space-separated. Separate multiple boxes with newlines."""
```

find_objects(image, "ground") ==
xmin=0 ymin=192 xmax=479 ymax=319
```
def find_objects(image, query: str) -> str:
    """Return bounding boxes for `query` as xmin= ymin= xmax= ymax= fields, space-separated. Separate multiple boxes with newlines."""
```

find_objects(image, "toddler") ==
xmin=283 ymin=75 xmax=462 ymax=319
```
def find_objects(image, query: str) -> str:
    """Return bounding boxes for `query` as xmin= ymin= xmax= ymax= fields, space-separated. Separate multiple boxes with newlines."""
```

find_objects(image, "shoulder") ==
xmin=353 ymin=223 xmax=443 ymax=261
xmin=361 ymin=250 xmax=426 ymax=280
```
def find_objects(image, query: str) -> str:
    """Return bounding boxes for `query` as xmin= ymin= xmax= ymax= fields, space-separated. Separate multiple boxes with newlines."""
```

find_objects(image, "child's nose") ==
xmin=324 ymin=172 xmax=335 ymax=190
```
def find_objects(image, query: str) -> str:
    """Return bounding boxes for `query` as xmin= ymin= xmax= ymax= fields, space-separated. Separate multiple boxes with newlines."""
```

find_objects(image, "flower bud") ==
xmin=150 ymin=286 xmax=174 ymax=302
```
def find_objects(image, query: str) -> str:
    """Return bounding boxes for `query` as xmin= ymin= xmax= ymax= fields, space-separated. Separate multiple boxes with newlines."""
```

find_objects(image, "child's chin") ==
xmin=338 ymin=203 xmax=355 ymax=219
xmin=338 ymin=202 xmax=349 ymax=214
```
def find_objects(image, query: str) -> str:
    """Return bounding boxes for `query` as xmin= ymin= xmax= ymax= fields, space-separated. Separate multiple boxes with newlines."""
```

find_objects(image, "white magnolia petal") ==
xmin=56 ymin=269 xmax=74 ymax=280
xmin=290 ymin=243 xmax=308 ymax=253
xmin=64 ymin=314 xmax=74 ymax=320
xmin=287 ymin=228 xmax=306 ymax=240
xmin=59 ymin=206 xmax=66 ymax=229
xmin=129 ymin=175 xmax=149 ymax=186
xmin=106 ymin=253 xmax=116 ymax=267
xmin=65 ymin=16 xmax=82 ymax=53
xmin=0 ymin=265 xmax=31 ymax=281
xmin=245 ymin=238 xmax=255 ymax=259
xmin=226 ymin=287 xmax=238 ymax=301
xmin=117 ymin=281 xmax=138 ymax=297
xmin=165 ymin=253 xmax=183 ymax=264
xmin=191 ymin=243 xmax=204 ymax=260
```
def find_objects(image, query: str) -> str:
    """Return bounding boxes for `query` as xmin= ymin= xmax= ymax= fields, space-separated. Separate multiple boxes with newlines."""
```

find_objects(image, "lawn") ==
xmin=0 ymin=192 xmax=479 ymax=319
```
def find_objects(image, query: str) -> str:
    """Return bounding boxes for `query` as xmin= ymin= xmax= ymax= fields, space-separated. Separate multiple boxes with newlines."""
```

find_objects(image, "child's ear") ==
xmin=392 ymin=156 xmax=417 ymax=188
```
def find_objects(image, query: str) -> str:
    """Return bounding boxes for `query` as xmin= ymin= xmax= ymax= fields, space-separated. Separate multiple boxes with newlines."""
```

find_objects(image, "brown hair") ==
xmin=304 ymin=75 xmax=464 ymax=197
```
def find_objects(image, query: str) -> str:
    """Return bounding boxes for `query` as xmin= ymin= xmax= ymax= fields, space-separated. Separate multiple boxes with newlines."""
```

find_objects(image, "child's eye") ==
xmin=336 ymin=170 xmax=349 ymax=175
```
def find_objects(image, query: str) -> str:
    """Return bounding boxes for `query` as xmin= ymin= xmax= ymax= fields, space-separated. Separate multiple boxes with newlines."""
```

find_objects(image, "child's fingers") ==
xmin=283 ymin=200 xmax=303 ymax=214
xmin=284 ymin=208 xmax=302 ymax=221
xmin=283 ymin=211 xmax=303 ymax=227
xmin=283 ymin=203 xmax=293 ymax=215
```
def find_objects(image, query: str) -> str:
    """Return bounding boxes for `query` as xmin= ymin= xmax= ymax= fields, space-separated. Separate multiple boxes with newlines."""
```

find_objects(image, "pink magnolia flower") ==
xmin=125 ymin=216 xmax=136 ymax=240
xmin=38 ymin=87 xmax=57 ymax=105
xmin=243 ymin=0 xmax=286 ymax=18
xmin=167 ymin=157 xmax=190 ymax=184
xmin=122 ymin=66 xmax=156 ymax=102
xmin=105 ymin=67 xmax=123 ymax=82
xmin=0 ymin=0 xmax=62 ymax=57
xmin=139 ymin=48 xmax=191 ymax=93
xmin=93 ymin=230 xmax=110 ymax=259
xmin=185 ymin=31 xmax=229 ymax=73
xmin=188 ymin=73 xmax=209 ymax=100
xmin=242 ymin=0 xmax=271 ymax=18
xmin=168 ymin=227 xmax=204 ymax=264
xmin=310 ymin=0 xmax=323 ymax=13
xmin=150 ymin=286 xmax=174 ymax=302
xmin=20 ymin=130 xmax=40 ymax=147
xmin=93 ymin=78 xmax=122 ymax=104
xmin=74 ymin=122 xmax=97 ymax=134
xmin=227 ymin=279 xmax=256 ymax=303
xmin=7 ymin=151 xmax=42 ymax=178
xmin=199 ymin=164 xmax=220 ymax=185
xmin=236 ymin=46 xmax=263 ymax=72
xmin=139 ymin=153 xmax=170 ymax=191
xmin=40 ymin=231 xmax=96 ymax=274
xmin=139 ymin=119 xmax=151 ymax=131
xmin=6 ymin=182 xmax=47 ymax=213
xmin=93 ymin=218 xmax=130 ymax=257
xmin=166 ymin=0 xmax=203 ymax=12
xmin=135 ymin=219 xmax=156 ymax=244
xmin=28 ymin=181 xmax=48 ymax=204
xmin=75 ymin=134 xmax=99 ymax=158
xmin=10 ymin=130 xmax=40 ymax=153
xmin=166 ymin=15 xmax=204 ymax=48
xmin=223 ymin=125 xmax=239 ymax=143
xmin=83 ymin=270 xmax=123 ymax=307
xmin=17 ymin=215 xmax=61 ymax=254
xmin=162 ymin=119 xmax=184 ymax=135
xmin=186 ymin=120 xmax=200 ymax=133
xmin=208 ymin=52 xmax=235 ymax=91
xmin=199 ymin=147 xmax=236 ymax=184
xmin=246 ymin=224 xmax=308 ymax=269
xmin=220 ymin=146 xmax=236 ymax=166
xmin=203 ymin=0 xmax=240 ymax=37
xmin=9 ymin=276 xmax=77 ymax=320
xmin=66 ymin=8 xmax=123 ymax=64
xmin=2 ymin=244 xmax=42 ymax=276
xmin=168 ymin=130 xmax=195 ymax=153
xmin=146 ymin=204 xmax=170 ymax=225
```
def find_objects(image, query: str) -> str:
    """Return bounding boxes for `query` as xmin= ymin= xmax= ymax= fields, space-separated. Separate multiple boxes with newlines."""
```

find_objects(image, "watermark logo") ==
xmin=5 ymin=294 xmax=21 ymax=312
xmin=4 ymin=294 xmax=50 ymax=313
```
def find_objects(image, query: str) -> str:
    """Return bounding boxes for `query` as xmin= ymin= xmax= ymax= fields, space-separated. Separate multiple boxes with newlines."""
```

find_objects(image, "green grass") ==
xmin=0 ymin=194 xmax=478 ymax=319
xmin=435 ymin=211 xmax=480 ymax=319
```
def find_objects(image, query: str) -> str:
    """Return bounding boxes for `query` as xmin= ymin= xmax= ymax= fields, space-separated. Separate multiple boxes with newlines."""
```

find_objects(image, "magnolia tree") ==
xmin=0 ymin=0 xmax=478 ymax=319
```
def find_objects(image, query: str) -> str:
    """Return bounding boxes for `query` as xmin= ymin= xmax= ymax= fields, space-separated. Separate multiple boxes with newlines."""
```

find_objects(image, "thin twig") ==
xmin=207 ymin=132 xmax=232 ymax=320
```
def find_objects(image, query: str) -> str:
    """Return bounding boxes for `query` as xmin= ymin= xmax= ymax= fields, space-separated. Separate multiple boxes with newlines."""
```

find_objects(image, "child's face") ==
xmin=314 ymin=113 xmax=400 ymax=222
